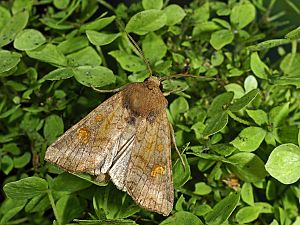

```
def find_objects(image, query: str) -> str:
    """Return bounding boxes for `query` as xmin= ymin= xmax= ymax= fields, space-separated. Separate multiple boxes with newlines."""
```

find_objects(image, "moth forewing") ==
xmin=45 ymin=76 xmax=174 ymax=216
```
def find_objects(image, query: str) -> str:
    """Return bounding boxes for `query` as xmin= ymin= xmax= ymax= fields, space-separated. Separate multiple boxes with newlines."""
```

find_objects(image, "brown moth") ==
xmin=45 ymin=75 xmax=174 ymax=216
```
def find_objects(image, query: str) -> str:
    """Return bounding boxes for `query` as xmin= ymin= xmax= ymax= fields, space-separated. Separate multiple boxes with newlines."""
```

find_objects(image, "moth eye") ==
xmin=77 ymin=127 xmax=90 ymax=144
xmin=151 ymin=164 xmax=165 ymax=177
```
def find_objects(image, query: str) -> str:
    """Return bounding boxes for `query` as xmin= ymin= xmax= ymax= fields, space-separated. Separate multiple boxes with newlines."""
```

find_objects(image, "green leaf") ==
xmin=57 ymin=36 xmax=89 ymax=54
xmin=194 ymin=182 xmax=212 ymax=195
xmin=170 ymin=97 xmax=189 ymax=121
xmin=53 ymin=0 xmax=69 ymax=9
xmin=224 ymin=84 xmax=244 ymax=99
xmin=205 ymin=192 xmax=240 ymax=225
xmin=246 ymin=109 xmax=268 ymax=125
xmin=163 ymin=4 xmax=186 ymax=26
xmin=285 ymin=26 xmax=300 ymax=40
xmin=41 ymin=68 xmax=75 ymax=82
xmin=142 ymin=0 xmax=163 ymax=10
xmin=192 ymin=2 xmax=210 ymax=23
xmin=13 ymin=29 xmax=46 ymax=50
xmin=230 ymin=2 xmax=256 ymax=29
xmin=93 ymin=184 xmax=139 ymax=220
xmin=86 ymin=30 xmax=121 ymax=46
xmin=12 ymin=0 xmax=32 ymax=13
xmin=79 ymin=15 xmax=115 ymax=32
xmin=280 ymin=53 xmax=300 ymax=76
xmin=74 ymin=65 xmax=116 ymax=87
xmin=228 ymin=89 xmax=259 ymax=112
xmin=203 ymin=112 xmax=228 ymax=136
xmin=56 ymin=195 xmax=84 ymax=224
xmin=52 ymin=173 xmax=92 ymax=193
xmin=0 ymin=6 xmax=11 ymax=31
xmin=247 ymin=39 xmax=290 ymax=51
xmin=269 ymin=103 xmax=289 ymax=128
xmin=26 ymin=44 xmax=67 ymax=67
xmin=67 ymin=46 xmax=102 ymax=66
xmin=265 ymin=144 xmax=300 ymax=184
xmin=43 ymin=114 xmax=64 ymax=144
xmin=0 ymin=50 xmax=21 ymax=74
xmin=192 ymin=21 xmax=220 ymax=38
xmin=210 ymin=29 xmax=234 ymax=50
xmin=160 ymin=211 xmax=204 ymax=225
xmin=173 ymin=154 xmax=191 ymax=188
xmin=244 ymin=75 xmax=258 ymax=92
xmin=227 ymin=152 xmax=267 ymax=182
xmin=13 ymin=152 xmax=31 ymax=168
xmin=210 ymin=144 xmax=237 ymax=156
xmin=207 ymin=92 xmax=234 ymax=117
xmin=0 ymin=105 xmax=20 ymax=119
xmin=250 ymin=52 xmax=269 ymax=79
xmin=298 ymin=129 xmax=300 ymax=147
xmin=125 ymin=9 xmax=167 ymax=35
xmin=75 ymin=219 xmax=138 ymax=225
xmin=213 ymin=18 xmax=231 ymax=29
xmin=109 ymin=50 xmax=146 ymax=72
xmin=142 ymin=32 xmax=167 ymax=63
xmin=25 ymin=193 xmax=50 ymax=213
xmin=241 ymin=182 xmax=254 ymax=206
xmin=231 ymin=127 xmax=266 ymax=152
xmin=274 ymin=76 xmax=300 ymax=88
xmin=235 ymin=205 xmax=263 ymax=223
xmin=3 ymin=177 xmax=48 ymax=199
xmin=0 ymin=199 xmax=26 ymax=225
xmin=0 ymin=10 xmax=29 ymax=47
xmin=1 ymin=143 xmax=21 ymax=155
xmin=1 ymin=155 xmax=14 ymax=175
xmin=5 ymin=80 xmax=27 ymax=91
xmin=192 ymin=203 xmax=212 ymax=217
xmin=211 ymin=50 xmax=224 ymax=66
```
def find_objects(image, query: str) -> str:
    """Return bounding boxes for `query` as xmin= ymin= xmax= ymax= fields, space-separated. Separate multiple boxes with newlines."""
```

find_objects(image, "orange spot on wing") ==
xmin=78 ymin=127 xmax=90 ymax=144
xmin=146 ymin=142 xmax=154 ymax=152
xmin=157 ymin=144 xmax=164 ymax=152
xmin=151 ymin=164 xmax=165 ymax=177
xmin=95 ymin=114 xmax=103 ymax=122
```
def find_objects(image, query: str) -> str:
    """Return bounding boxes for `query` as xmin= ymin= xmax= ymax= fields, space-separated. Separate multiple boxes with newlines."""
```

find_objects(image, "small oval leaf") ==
xmin=265 ymin=143 xmax=300 ymax=184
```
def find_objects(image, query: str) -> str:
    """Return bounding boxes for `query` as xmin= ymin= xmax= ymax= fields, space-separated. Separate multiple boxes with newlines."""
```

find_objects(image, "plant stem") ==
xmin=96 ymin=46 xmax=107 ymax=67
xmin=47 ymin=190 xmax=61 ymax=225
xmin=227 ymin=111 xmax=251 ymax=126
xmin=97 ymin=0 xmax=115 ymax=12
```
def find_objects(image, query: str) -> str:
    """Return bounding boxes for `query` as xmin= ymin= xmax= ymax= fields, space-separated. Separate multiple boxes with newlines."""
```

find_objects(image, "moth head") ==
xmin=145 ymin=76 xmax=161 ymax=90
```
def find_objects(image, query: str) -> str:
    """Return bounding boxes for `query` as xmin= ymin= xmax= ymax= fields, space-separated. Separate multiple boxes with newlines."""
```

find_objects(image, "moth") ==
xmin=45 ymin=75 xmax=176 ymax=216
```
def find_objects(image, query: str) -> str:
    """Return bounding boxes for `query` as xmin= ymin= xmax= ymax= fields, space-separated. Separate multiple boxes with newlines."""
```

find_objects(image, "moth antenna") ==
xmin=169 ymin=121 xmax=187 ymax=171
xmin=163 ymin=86 xmax=189 ymax=96
xmin=91 ymin=85 xmax=126 ymax=93
xmin=125 ymin=31 xmax=153 ymax=77
xmin=159 ymin=73 xmax=217 ymax=81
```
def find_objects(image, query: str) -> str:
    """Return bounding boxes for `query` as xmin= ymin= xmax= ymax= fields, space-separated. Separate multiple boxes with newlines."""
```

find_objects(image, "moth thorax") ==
xmin=145 ymin=76 xmax=161 ymax=90
xmin=123 ymin=80 xmax=167 ymax=121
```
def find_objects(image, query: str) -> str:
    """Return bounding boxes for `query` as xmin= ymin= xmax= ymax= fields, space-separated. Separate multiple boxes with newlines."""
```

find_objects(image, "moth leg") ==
xmin=168 ymin=121 xmax=186 ymax=171
xmin=91 ymin=84 xmax=127 ymax=93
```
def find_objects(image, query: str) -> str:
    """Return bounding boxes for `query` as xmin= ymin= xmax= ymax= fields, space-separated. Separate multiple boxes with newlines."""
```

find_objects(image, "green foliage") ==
xmin=1 ymin=0 xmax=300 ymax=225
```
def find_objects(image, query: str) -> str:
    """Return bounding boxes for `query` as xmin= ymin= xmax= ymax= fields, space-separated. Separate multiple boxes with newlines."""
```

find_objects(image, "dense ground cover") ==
xmin=0 ymin=0 xmax=300 ymax=224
